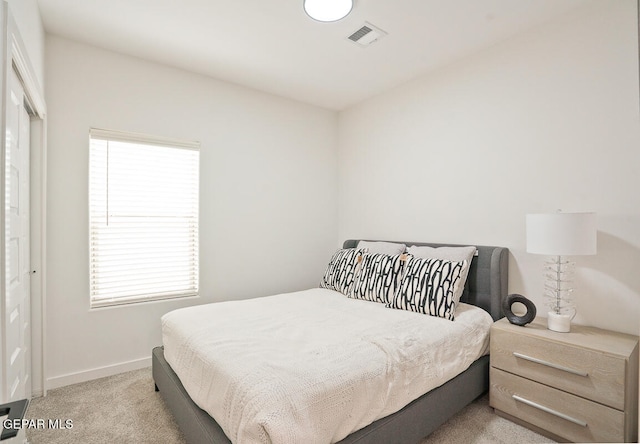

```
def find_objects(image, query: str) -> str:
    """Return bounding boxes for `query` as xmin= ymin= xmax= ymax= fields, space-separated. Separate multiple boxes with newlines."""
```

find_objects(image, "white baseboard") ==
xmin=45 ymin=357 xmax=152 ymax=391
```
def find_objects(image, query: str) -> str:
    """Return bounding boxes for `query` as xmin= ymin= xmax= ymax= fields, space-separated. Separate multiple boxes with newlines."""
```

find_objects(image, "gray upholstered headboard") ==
xmin=343 ymin=240 xmax=509 ymax=321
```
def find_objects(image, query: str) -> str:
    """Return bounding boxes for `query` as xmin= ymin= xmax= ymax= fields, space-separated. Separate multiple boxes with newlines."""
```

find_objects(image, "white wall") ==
xmin=338 ymin=0 xmax=639 ymax=335
xmin=42 ymin=0 xmax=639 ymax=388
xmin=6 ymin=0 xmax=45 ymax=89
xmin=45 ymin=35 xmax=338 ymax=387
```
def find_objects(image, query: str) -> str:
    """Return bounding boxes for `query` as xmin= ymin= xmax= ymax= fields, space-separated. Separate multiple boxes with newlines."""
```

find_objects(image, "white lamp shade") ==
xmin=526 ymin=212 xmax=597 ymax=256
xmin=304 ymin=0 xmax=353 ymax=22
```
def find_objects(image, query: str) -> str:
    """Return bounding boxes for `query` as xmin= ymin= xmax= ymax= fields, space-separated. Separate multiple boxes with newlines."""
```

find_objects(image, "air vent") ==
xmin=347 ymin=22 xmax=387 ymax=47
xmin=348 ymin=26 xmax=372 ymax=42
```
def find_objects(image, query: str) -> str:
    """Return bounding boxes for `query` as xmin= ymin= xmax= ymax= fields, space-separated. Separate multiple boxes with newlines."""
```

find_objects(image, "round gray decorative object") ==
xmin=502 ymin=293 xmax=536 ymax=326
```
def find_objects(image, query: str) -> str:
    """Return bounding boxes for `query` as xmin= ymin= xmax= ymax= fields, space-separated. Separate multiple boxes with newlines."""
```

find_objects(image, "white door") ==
xmin=2 ymin=67 xmax=31 ymax=402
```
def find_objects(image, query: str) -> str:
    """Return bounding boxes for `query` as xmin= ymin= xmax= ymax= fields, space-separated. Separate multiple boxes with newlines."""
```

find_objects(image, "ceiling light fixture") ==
xmin=304 ymin=0 xmax=353 ymax=22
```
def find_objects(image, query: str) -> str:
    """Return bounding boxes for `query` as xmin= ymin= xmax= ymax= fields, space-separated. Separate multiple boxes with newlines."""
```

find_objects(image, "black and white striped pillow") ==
xmin=319 ymin=248 xmax=367 ymax=295
xmin=349 ymin=253 xmax=406 ymax=304
xmin=387 ymin=256 xmax=468 ymax=320
xmin=406 ymin=245 xmax=475 ymax=305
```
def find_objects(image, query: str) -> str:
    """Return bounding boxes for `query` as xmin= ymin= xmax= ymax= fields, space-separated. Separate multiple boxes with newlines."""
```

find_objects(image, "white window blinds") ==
xmin=89 ymin=129 xmax=200 ymax=308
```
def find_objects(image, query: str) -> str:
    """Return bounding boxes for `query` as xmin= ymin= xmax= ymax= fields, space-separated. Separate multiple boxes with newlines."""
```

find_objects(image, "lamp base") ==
xmin=547 ymin=310 xmax=575 ymax=333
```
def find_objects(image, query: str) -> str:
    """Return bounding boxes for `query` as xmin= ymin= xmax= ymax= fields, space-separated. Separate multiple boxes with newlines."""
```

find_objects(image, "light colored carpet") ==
xmin=26 ymin=367 xmax=186 ymax=444
xmin=420 ymin=394 xmax=554 ymax=444
xmin=25 ymin=367 xmax=554 ymax=443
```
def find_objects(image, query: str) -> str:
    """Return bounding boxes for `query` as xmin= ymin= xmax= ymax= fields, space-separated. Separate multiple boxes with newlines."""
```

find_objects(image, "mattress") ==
xmin=162 ymin=288 xmax=493 ymax=444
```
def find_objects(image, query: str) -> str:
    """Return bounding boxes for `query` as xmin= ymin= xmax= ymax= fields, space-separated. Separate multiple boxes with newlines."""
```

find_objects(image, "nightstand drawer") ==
xmin=490 ymin=367 xmax=624 ymax=443
xmin=491 ymin=326 xmax=626 ymax=410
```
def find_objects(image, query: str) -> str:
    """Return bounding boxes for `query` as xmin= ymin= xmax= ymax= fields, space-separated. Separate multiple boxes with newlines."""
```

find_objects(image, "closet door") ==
xmin=2 ymin=66 xmax=31 ymax=402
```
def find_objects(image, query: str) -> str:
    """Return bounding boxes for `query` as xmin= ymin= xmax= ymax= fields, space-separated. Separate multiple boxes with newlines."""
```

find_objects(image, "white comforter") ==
xmin=162 ymin=288 xmax=492 ymax=444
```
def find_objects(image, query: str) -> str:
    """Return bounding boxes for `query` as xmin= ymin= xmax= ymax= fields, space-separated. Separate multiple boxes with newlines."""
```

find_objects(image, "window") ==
xmin=89 ymin=128 xmax=199 ymax=308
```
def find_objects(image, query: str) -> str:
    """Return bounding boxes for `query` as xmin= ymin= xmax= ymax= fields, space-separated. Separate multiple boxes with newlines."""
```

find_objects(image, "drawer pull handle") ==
xmin=512 ymin=394 xmax=588 ymax=427
xmin=513 ymin=352 xmax=588 ymax=377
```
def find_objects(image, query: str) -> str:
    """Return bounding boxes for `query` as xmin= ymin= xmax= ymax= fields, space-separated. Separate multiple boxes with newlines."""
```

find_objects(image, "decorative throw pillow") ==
xmin=388 ymin=256 xmax=468 ymax=320
xmin=349 ymin=253 xmax=407 ymax=304
xmin=406 ymin=245 xmax=476 ymax=305
xmin=319 ymin=248 xmax=367 ymax=295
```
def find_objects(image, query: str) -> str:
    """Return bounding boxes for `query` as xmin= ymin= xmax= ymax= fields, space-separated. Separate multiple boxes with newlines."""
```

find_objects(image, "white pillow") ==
xmin=406 ymin=245 xmax=476 ymax=305
xmin=357 ymin=241 xmax=406 ymax=255
xmin=406 ymin=245 xmax=476 ymax=261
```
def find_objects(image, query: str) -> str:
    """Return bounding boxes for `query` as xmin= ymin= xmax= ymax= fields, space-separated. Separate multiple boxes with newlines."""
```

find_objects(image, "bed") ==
xmin=152 ymin=240 xmax=509 ymax=443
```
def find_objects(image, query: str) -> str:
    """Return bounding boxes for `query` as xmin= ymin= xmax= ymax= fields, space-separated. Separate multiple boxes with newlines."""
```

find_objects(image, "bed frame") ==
xmin=152 ymin=240 xmax=509 ymax=443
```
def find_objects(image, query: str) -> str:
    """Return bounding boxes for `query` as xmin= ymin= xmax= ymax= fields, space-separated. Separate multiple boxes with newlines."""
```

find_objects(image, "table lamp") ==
xmin=526 ymin=212 xmax=597 ymax=332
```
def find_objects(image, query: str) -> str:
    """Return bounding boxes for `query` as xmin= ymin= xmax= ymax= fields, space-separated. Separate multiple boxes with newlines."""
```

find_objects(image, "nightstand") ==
xmin=489 ymin=317 xmax=639 ymax=443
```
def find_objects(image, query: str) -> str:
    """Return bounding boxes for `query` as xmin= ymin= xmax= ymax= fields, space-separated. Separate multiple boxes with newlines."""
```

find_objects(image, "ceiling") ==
xmin=36 ymin=0 xmax=589 ymax=110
